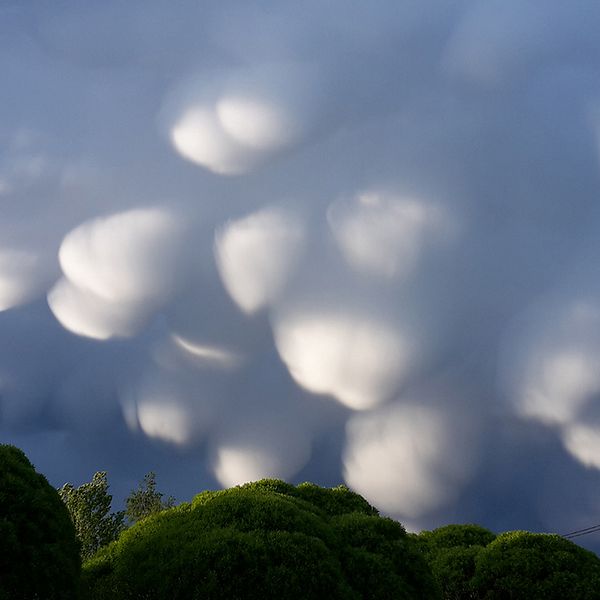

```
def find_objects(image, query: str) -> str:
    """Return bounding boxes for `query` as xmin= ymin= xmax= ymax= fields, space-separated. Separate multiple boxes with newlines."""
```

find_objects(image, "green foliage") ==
xmin=418 ymin=525 xmax=600 ymax=600
xmin=472 ymin=531 xmax=600 ymax=600
xmin=125 ymin=471 xmax=175 ymax=525
xmin=82 ymin=478 xmax=439 ymax=600
xmin=418 ymin=524 xmax=496 ymax=551
xmin=0 ymin=444 xmax=80 ymax=600
xmin=416 ymin=524 xmax=496 ymax=600
xmin=59 ymin=471 xmax=125 ymax=561
xmin=294 ymin=481 xmax=379 ymax=517
xmin=334 ymin=512 xmax=441 ymax=599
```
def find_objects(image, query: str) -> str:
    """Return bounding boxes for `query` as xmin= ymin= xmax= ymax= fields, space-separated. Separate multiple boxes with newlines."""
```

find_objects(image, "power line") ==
xmin=562 ymin=524 xmax=600 ymax=540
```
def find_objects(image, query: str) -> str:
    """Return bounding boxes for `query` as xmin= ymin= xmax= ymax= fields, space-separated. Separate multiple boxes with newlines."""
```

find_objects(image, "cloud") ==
xmin=162 ymin=63 xmax=322 ymax=175
xmin=272 ymin=308 xmax=414 ymax=410
xmin=48 ymin=208 xmax=191 ymax=339
xmin=210 ymin=413 xmax=312 ymax=487
xmin=0 ymin=249 xmax=53 ymax=312
xmin=214 ymin=207 xmax=305 ymax=314
xmin=327 ymin=190 xmax=454 ymax=280
xmin=502 ymin=298 xmax=600 ymax=427
xmin=343 ymin=402 xmax=475 ymax=519
xmin=562 ymin=423 xmax=600 ymax=470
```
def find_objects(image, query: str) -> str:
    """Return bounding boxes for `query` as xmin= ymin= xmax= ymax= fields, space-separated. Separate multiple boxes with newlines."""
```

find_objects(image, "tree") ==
xmin=472 ymin=531 xmax=600 ymax=599
xmin=416 ymin=524 xmax=496 ymax=600
xmin=59 ymin=471 xmax=125 ymax=561
xmin=0 ymin=444 xmax=80 ymax=600
xmin=82 ymin=479 xmax=440 ymax=599
xmin=125 ymin=471 xmax=175 ymax=525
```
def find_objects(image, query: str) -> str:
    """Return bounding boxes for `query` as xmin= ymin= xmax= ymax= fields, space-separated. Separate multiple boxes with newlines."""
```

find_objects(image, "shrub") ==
xmin=417 ymin=524 xmax=496 ymax=600
xmin=82 ymin=479 xmax=439 ymax=599
xmin=0 ymin=444 xmax=80 ymax=600
xmin=472 ymin=531 xmax=600 ymax=600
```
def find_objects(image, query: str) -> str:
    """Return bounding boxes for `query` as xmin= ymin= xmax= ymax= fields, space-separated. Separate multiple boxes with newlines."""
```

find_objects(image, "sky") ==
xmin=3 ymin=0 xmax=600 ymax=551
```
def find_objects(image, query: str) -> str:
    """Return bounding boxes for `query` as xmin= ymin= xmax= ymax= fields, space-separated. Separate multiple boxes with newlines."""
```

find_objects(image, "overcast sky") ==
xmin=3 ymin=0 xmax=600 ymax=550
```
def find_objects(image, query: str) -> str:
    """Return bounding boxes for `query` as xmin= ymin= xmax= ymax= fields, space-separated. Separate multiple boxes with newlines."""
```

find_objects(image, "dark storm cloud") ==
xmin=3 ymin=0 xmax=600 ymax=552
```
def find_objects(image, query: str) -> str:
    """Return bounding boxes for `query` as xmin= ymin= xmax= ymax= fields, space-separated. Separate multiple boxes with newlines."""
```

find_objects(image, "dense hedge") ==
xmin=417 ymin=525 xmax=600 ymax=600
xmin=0 ymin=444 xmax=80 ymax=600
xmin=416 ymin=524 xmax=496 ymax=599
xmin=473 ymin=531 xmax=600 ymax=600
xmin=82 ymin=479 xmax=440 ymax=599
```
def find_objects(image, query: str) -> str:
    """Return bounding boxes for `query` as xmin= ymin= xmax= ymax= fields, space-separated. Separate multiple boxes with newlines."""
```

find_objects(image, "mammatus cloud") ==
xmin=327 ymin=190 xmax=453 ymax=280
xmin=343 ymin=402 xmax=476 ymax=520
xmin=124 ymin=372 xmax=216 ymax=447
xmin=48 ymin=208 xmax=190 ymax=340
xmin=502 ymin=296 xmax=600 ymax=472
xmin=162 ymin=63 xmax=322 ymax=175
xmin=272 ymin=309 xmax=414 ymax=410
xmin=210 ymin=413 xmax=312 ymax=487
xmin=214 ymin=207 xmax=305 ymax=314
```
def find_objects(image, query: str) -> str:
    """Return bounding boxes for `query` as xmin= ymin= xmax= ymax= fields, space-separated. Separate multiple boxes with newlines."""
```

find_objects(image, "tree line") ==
xmin=2 ymin=442 xmax=600 ymax=599
xmin=58 ymin=470 xmax=175 ymax=560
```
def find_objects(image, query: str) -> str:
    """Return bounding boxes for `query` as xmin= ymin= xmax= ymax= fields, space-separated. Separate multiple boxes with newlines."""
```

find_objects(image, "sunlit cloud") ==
xmin=327 ymin=190 xmax=453 ymax=280
xmin=163 ymin=63 xmax=321 ymax=175
xmin=343 ymin=402 xmax=476 ymax=519
xmin=48 ymin=208 xmax=190 ymax=339
xmin=211 ymin=414 xmax=312 ymax=487
xmin=562 ymin=423 xmax=600 ymax=470
xmin=171 ymin=334 xmax=243 ymax=370
xmin=58 ymin=208 xmax=187 ymax=304
xmin=122 ymin=371 xmax=217 ymax=447
xmin=503 ymin=299 xmax=600 ymax=427
xmin=273 ymin=309 xmax=414 ymax=410
xmin=47 ymin=277 xmax=145 ymax=340
xmin=214 ymin=207 xmax=305 ymax=314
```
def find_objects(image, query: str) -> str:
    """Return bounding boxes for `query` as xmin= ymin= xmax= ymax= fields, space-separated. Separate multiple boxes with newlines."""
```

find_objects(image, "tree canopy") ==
xmin=0 ymin=444 xmax=80 ymax=600
xmin=416 ymin=524 xmax=496 ymax=600
xmin=82 ymin=478 xmax=439 ymax=600
xmin=472 ymin=531 xmax=600 ymax=600
xmin=417 ymin=525 xmax=600 ymax=600
xmin=125 ymin=471 xmax=175 ymax=525
xmin=59 ymin=471 xmax=125 ymax=561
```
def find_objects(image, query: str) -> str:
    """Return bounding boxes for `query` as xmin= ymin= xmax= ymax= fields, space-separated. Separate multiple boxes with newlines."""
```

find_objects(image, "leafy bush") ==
xmin=417 ymin=524 xmax=496 ymax=600
xmin=82 ymin=479 xmax=439 ymax=599
xmin=472 ymin=531 xmax=600 ymax=600
xmin=0 ymin=444 xmax=80 ymax=600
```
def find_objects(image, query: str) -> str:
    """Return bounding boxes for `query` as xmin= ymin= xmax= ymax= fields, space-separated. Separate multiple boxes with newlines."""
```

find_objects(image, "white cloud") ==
xmin=211 ymin=415 xmax=312 ymax=487
xmin=562 ymin=423 xmax=600 ymax=470
xmin=327 ymin=190 xmax=452 ymax=280
xmin=343 ymin=402 xmax=475 ymax=518
xmin=47 ymin=277 xmax=146 ymax=340
xmin=162 ymin=63 xmax=321 ymax=175
xmin=122 ymin=371 xmax=217 ymax=447
xmin=48 ymin=208 xmax=190 ymax=339
xmin=214 ymin=207 xmax=305 ymax=314
xmin=504 ymin=300 xmax=600 ymax=427
xmin=273 ymin=309 xmax=414 ymax=410
xmin=58 ymin=208 xmax=186 ymax=304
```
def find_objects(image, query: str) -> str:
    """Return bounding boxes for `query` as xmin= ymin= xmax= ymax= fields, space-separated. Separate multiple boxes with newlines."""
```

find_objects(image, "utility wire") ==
xmin=562 ymin=524 xmax=600 ymax=539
